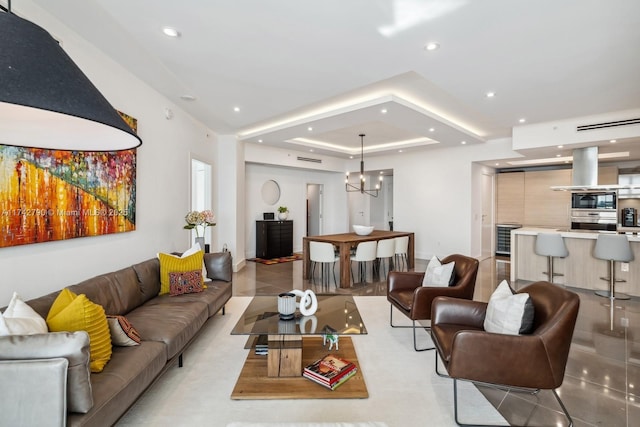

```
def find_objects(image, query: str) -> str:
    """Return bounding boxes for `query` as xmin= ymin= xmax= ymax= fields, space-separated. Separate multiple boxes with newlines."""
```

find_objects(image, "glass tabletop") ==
xmin=231 ymin=294 xmax=367 ymax=336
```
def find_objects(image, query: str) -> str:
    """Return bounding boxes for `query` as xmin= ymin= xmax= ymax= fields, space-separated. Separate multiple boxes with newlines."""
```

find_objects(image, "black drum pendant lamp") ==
xmin=0 ymin=5 xmax=142 ymax=151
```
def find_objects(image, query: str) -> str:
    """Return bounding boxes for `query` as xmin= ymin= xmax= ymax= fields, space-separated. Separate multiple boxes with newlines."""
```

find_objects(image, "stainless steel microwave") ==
xmin=570 ymin=192 xmax=616 ymax=210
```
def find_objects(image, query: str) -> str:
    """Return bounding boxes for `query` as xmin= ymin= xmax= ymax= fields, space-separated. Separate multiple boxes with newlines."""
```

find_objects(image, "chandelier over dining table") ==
xmin=345 ymin=134 xmax=383 ymax=197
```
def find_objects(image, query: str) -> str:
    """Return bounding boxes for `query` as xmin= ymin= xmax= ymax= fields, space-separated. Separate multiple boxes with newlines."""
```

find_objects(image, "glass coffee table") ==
xmin=231 ymin=294 xmax=367 ymax=378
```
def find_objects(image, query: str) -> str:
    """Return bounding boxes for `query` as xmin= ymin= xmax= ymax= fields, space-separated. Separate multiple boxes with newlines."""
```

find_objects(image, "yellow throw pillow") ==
xmin=46 ymin=288 xmax=112 ymax=373
xmin=158 ymin=250 xmax=204 ymax=295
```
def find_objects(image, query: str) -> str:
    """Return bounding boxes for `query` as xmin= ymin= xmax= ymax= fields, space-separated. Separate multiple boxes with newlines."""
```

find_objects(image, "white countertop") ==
xmin=513 ymin=227 xmax=640 ymax=242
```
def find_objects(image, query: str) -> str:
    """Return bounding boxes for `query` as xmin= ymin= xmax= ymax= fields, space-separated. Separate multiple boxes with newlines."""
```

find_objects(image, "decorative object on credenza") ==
xmin=345 ymin=134 xmax=383 ymax=197
xmin=0 ymin=9 xmax=142 ymax=151
xmin=0 ymin=145 xmax=137 ymax=248
xmin=183 ymin=210 xmax=216 ymax=248
xmin=277 ymin=206 xmax=289 ymax=220
xmin=263 ymin=212 xmax=275 ymax=220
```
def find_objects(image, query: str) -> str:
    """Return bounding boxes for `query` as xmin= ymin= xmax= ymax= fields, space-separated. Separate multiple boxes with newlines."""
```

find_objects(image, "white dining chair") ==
xmin=350 ymin=241 xmax=377 ymax=284
xmin=394 ymin=236 xmax=409 ymax=271
xmin=376 ymin=238 xmax=396 ymax=279
xmin=309 ymin=241 xmax=339 ymax=287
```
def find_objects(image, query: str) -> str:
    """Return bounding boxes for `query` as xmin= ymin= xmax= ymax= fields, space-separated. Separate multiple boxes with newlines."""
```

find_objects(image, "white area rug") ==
xmin=116 ymin=297 xmax=506 ymax=427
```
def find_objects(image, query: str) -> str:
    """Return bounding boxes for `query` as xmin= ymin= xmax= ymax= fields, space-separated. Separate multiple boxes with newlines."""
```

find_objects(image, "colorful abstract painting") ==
xmin=0 ymin=146 xmax=136 ymax=248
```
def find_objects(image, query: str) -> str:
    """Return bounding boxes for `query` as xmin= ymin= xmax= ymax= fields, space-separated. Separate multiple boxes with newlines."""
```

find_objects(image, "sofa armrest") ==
xmin=0 ymin=358 xmax=68 ymax=427
xmin=204 ymin=251 xmax=233 ymax=282
xmin=0 ymin=331 xmax=93 ymax=413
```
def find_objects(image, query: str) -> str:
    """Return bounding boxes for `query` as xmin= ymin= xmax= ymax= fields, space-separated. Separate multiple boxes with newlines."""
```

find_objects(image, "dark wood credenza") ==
xmin=256 ymin=220 xmax=293 ymax=259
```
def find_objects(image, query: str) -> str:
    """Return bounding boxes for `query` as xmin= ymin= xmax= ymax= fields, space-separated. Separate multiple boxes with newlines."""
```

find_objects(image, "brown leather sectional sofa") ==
xmin=0 ymin=252 xmax=232 ymax=427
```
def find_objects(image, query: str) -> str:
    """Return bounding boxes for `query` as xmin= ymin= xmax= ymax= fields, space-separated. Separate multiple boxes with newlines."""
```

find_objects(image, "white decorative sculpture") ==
xmin=289 ymin=289 xmax=318 ymax=316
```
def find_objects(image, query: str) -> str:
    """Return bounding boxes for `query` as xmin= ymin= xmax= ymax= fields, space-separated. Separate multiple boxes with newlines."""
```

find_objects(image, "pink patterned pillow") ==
xmin=169 ymin=270 xmax=204 ymax=296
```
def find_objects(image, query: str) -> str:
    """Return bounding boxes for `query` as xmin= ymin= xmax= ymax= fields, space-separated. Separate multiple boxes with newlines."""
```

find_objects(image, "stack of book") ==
xmin=254 ymin=334 xmax=268 ymax=355
xmin=303 ymin=354 xmax=357 ymax=390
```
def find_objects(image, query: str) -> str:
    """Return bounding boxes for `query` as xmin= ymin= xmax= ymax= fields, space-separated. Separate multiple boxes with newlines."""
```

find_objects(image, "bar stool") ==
xmin=535 ymin=233 xmax=569 ymax=284
xmin=593 ymin=234 xmax=633 ymax=300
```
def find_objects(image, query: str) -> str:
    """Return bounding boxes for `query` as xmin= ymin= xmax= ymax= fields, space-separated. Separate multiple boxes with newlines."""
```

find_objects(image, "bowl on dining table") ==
xmin=353 ymin=225 xmax=374 ymax=236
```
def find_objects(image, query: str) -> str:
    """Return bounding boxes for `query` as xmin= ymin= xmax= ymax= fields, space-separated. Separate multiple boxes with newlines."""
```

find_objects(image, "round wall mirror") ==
xmin=261 ymin=180 xmax=280 ymax=205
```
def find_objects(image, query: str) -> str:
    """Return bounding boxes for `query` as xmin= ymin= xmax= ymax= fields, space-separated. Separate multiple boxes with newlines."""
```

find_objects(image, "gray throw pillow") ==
xmin=204 ymin=252 xmax=233 ymax=282
xmin=0 ymin=331 xmax=93 ymax=413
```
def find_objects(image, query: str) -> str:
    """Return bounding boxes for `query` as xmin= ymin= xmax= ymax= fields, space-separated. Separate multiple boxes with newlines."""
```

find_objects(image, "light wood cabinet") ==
xmin=598 ymin=165 xmax=619 ymax=185
xmin=524 ymin=169 xmax=571 ymax=228
xmin=496 ymin=172 xmax=524 ymax=224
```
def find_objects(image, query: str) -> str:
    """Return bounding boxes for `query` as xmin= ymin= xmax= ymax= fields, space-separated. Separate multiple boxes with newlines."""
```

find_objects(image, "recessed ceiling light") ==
xmin=486 ymin=92 xmax=496 ymax=98
xmin=309 ymin=149 xmax=314 ymax=152
xmin=381 ymin=108 xmax=387 ymax=114
xmin=610 ymin=139 xmax=617 ymax=143
xmin=379 ymin=171 xmax=384 ymax=174
xmin=424 ymin=42 xmax=440 ymax=51
xmin=162 ymin=27 xmax=180 ymax=37
xmin=461 ymin=141 xmax=466 ymax=145
xmin=495 ymin=163 xmax=499 ymax=166
xmin=307 ymin=127 xmax=313 ymax=131
xmin=258 ymin=139 xmax=263 ymax=143
xmin=519 ymin=118 xmax=526 ymax=123
xmin=429 ymin=128 xmax=435 ymax=132
xmin=349 ymin=156 xmax=354 ymax=159
xmin=180 ymin=95 xmax=196 ymax=101
xmin=398 ymin=150 xmax=403 ymax=153
xmin=556 ymin=154 xmax=561 ymax=157
xmin=233 ymin=106 xmax=240 ymax=112
xmin=558 ymin=145 xmax=563 ymax=149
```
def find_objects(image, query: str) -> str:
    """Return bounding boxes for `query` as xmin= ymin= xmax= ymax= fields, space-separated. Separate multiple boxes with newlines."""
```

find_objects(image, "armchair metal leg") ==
xmin=451 ymin=378 xmax=573 ymax=427
xmin=434 ymin=348 xmax=450 ymax=378
xmin=389 ymin=305 xmax=434 ymax=351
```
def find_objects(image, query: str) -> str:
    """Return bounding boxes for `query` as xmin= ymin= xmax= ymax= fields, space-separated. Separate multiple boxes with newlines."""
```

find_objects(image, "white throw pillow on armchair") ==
xmin=484 ymin=280 xmax=535 ymax=335
xmin=422 ymin=256 xmax=455 ymax=287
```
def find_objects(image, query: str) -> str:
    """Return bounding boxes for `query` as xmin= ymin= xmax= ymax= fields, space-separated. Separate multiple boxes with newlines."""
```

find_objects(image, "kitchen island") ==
xmin=511 ymin=228 xmax=640 ymax=297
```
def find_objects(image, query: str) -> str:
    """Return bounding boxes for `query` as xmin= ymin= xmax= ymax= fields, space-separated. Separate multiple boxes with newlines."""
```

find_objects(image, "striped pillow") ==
xmin=46 ymin=288 xmax=112 ymax=372
xmin=157 ymin=250 xmax=204 ymax=295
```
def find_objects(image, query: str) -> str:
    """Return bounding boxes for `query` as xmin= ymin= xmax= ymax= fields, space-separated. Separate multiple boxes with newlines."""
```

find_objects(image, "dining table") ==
xmin=302 ymin=230 xmax=415 ymax=288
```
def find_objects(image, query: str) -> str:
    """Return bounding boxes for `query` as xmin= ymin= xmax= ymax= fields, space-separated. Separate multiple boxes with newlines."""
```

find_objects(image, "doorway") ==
xmin=480 ymin=173 xmax=494 ymax=260
xmin=306 ymin=184 xmax=323 ymax=236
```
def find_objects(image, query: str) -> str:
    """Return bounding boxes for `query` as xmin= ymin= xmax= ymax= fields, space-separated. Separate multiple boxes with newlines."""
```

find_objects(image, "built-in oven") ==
xmin=571 ymin=192 xmax=616 ymax=210
xmin=570 ymin=192 xmax=617 ymax=231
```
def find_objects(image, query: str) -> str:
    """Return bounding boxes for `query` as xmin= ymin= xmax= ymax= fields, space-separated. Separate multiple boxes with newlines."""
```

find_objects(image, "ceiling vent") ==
xmin=576 ymin=117 xmax=640 ymax=132
xmin=297 ymin=156 xmax=322 ymax=163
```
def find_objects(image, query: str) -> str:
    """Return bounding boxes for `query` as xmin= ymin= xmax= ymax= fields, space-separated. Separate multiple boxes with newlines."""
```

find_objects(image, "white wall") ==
xmin=353 ymin=139 xmax=518 ymax=261
xmin=0 ymin=4 xmax=218 ymax=303
xmin=244 ymin=163 xmax=348 ymax=258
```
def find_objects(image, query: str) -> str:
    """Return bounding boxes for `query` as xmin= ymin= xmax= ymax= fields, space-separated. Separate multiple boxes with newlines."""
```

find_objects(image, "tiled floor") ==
xmin=233 ymin=255 xmax=639 ymax=427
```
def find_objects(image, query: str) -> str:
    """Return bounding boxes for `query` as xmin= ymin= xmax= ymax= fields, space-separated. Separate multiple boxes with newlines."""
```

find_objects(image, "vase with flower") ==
xmin=184 ymin=210 xmax=216 ymax=251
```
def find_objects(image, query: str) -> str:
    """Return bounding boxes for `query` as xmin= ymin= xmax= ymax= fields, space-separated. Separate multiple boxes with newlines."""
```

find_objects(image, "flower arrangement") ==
xmin=183 ymin=210 xmax=216 ymax=237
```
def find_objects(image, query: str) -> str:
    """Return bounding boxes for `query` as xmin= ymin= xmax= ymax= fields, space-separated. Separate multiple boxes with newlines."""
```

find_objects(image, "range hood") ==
xmin=551 ymin=147 xmax=640 ymax=192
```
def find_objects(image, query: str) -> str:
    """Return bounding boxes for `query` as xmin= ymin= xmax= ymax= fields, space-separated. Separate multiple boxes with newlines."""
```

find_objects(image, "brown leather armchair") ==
xmin=430 ymin=281 xmax=580 ymax=426
xmin=387 ymin=254 xmax=479 ymax=351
